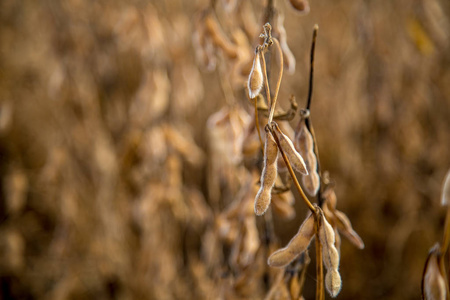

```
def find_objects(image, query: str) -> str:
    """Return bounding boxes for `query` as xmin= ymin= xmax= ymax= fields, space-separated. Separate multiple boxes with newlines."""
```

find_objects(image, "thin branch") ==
xmin=306 ymin=25 xmax=318 ymax=110
xmin=315 ymin=234 xmax=324 ymax=300
xmin=254 ymin=96 xmax=264 ymax=154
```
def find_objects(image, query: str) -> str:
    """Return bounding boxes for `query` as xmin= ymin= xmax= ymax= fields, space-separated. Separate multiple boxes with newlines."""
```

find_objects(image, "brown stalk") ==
xmin=269 ymin=123 xmax=315 ymax=213
xmin=306 ymin=25 xmax=318 ymax=111
xmin=254 ymin=96 xmax=264 ymax=154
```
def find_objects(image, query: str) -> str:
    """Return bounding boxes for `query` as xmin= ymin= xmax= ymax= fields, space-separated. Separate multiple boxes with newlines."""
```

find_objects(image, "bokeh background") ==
xmin=0 ymin=0 xmax=449 ymax=299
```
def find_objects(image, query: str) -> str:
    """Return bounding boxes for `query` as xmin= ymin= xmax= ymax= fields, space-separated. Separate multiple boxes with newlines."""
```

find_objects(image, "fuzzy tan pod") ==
xmin=267 ymin=214 xmax=314 ymax=267
xmin=325 ymin=269 xmax=342 ymax=298
xmin=204 ymin=13 xmax=238 ymax=59
xmin=275 ymin=127 xmax=308 ymax=175
xmin=254 ymin=131 xmax=278 ymax=215
xmin=276 ymin=14 xmax=295 ymax=75
xmin=302 ymin=171 xmax=320 ymax=196
xmin=441 ymin=170 xmax=450 ymax=206
xmin=294 ymin=121 xmax=319 ymax=195
xmin=319 ymin=214 xmax=339 ymax=271
xmin=288 ymin=0 xmax=310 ymax=15
xmin=323 ymin=185 xmax=337 ymax=210
xmin=334 ymin=210 xmax=365 ymax=249
xmin=248 ymin=51 xmax=263 ymax=99
xmin=318 ymin=213 xmax=342 ymax=297
xmin=422 ymin=245 xmax=447 ymax=300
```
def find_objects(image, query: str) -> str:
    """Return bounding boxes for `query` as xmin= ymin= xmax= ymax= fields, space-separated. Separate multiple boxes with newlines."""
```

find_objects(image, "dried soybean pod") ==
xmin=254 ymin=131 xmax=278 ymax=215
xmin=422 ymin=245 xmax=446 ymax=300
xmin=274 ymin=124 xmax=308 ymax=175
xmin=295 ymin=120 xmax=319 ymax=196
xmin=248 ymin=51 xmax=263 ymax=99
xmin=334 ymin=210 xmax=365 ymax=250
xmin=325 ymin=269 xmax=342 ymax=298
xmin=323 ymin=184 xmax=337 ymax=210
xmin=276 ymin=14 xmax=296 ymax=74
xmin=319 ymin=214 xmax=339 ymax=270
xmin=204 ymin=13 xmax=238 ymax=59
xmin=334 ymin=227 xmax=341 ymax=254
xmin=302 ymin=169 xmax=319 ymax=196
xmin=288 ymin=0 xmax=310 ymax=15
xmin=267 ymin=214 xmax=314 ymax=267
xmin=318 ymin=212 xmax=342 ymax=297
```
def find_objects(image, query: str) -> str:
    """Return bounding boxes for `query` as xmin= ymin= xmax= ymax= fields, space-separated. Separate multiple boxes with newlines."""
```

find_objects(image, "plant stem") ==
xmin=254 ymin=97 xmax=264 ymax=154
xmin=315 ymin=231 xmax=324 ymax=300
xmin=306 ymin=25 xmax=318 ymax=111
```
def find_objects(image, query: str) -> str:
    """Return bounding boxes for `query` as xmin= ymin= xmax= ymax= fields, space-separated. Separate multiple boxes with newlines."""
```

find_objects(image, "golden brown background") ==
xmin=0 ymin=0 xmax=449 ymax=299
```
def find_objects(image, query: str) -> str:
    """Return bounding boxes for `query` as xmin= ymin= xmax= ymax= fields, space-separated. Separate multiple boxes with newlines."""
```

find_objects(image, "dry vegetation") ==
xmin=0 ymin=0 xmax=450 ymax=299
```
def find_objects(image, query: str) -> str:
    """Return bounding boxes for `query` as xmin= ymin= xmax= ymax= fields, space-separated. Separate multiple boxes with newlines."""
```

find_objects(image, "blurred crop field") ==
xmin=0 ymin=0 xmax=449 ymax=299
